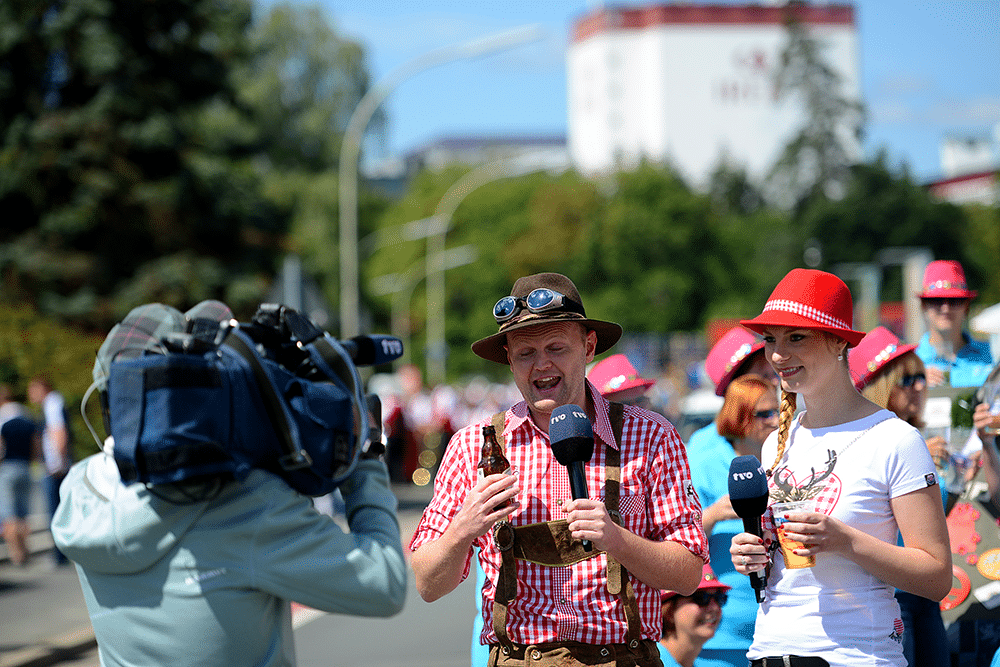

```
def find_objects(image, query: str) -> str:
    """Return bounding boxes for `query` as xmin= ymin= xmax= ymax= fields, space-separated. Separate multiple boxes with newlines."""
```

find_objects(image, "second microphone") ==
xmin=549 ymin=404 xmax=596 ymax=551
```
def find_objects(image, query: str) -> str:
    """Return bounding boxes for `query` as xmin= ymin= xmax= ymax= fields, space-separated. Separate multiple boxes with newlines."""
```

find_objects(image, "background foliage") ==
xmin=0 ymin=0 xmax=997 ymax=400
xmin=0 ymin=303 xmax=104 ymax=460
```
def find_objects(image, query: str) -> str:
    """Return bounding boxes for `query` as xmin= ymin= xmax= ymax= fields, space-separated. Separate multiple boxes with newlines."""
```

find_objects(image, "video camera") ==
xmin=84 ymin=300 xmax=404 ymax=500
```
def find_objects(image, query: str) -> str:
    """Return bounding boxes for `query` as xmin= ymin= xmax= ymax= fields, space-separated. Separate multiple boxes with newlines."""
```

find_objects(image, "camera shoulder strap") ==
xmin=222 ymin=330 xmax=312 ymax=471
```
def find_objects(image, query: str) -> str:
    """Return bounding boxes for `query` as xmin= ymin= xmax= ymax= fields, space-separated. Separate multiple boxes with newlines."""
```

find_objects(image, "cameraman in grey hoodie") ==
xmin=52 ymin=438 xmax=406 ymax=666
xmin=50 ymin=301 xmax=406 ymax=667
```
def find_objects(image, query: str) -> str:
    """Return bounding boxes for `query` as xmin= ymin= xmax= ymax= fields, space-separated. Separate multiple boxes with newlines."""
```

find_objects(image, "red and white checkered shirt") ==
xmin=408 ymin=381 xmax=708 ymax=646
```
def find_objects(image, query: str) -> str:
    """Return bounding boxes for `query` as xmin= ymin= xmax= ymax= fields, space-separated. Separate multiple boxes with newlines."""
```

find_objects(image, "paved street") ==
xmin=0 ymin=481 xmax=476 ymax=667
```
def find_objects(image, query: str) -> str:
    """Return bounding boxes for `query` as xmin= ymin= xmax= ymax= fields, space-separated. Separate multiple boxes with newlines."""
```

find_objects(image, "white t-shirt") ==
xmin=41 ymin=391 xmax=69 ymax=474
xmin=749 ymin=409 xmax=938 ymax=666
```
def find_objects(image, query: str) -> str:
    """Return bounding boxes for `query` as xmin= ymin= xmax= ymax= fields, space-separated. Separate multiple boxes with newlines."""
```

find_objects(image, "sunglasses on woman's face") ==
xmin=687 ymin=590 xmax=728 ymax=607
xmin=898 ymin=373 xmax=926 ymax=389
xmin=753 ymin=409 xmax=778 ymax=421
xmin=922 ymin=297 xmax=968 ymax=309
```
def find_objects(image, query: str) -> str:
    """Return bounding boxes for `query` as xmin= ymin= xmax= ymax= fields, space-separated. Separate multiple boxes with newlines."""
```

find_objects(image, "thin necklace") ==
xmin=775 ymin=411 xmax=893 ymax=475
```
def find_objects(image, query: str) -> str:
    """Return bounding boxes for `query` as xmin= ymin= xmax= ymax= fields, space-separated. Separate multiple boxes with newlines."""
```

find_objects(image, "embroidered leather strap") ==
xmin=491 ymin=402 xmax=641 ymax=651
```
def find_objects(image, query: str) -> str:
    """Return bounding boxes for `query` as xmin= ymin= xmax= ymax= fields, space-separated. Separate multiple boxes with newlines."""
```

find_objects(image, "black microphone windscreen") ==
xmin=548 ymin=404 xmax=594 ymax=465
xmin=728 ymin=455 xmax=769 ymax=519
xmin=344 ymin=335 xmax=404 ymax=366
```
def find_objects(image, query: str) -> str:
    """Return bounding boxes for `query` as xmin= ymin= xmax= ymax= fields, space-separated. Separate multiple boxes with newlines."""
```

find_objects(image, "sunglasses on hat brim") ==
xmin=493 ymin=288 xmax=583 ymax=324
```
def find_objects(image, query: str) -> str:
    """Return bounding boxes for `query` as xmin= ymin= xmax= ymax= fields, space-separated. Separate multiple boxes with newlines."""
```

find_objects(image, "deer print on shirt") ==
xmin=770 ymin=449 xmax=838 ymax=503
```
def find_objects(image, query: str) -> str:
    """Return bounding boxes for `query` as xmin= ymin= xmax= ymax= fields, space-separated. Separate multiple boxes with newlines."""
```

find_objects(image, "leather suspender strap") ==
xmin=490 ymin=403 xmax=643 ymax=649
xmin=604 ymin=402 xmax=642 ymax=645
xmin=490 ymin=412 xmax=516 ymax=652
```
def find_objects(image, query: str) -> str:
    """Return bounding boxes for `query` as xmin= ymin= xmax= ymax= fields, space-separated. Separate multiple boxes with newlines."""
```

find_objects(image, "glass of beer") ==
xmin=771 ymin=500 xmax=816 ymax=569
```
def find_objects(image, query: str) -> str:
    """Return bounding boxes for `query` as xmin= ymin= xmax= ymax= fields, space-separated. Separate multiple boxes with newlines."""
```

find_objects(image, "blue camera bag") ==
xmin=106 ymin=326 xmax=365 ymax=497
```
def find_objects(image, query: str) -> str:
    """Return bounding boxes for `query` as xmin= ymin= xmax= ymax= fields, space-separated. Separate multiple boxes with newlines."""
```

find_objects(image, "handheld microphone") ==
xmin=728 ymin=455 xmax=770 ymax=603
xmin=342 ymin=335 xmax=404 ymax=366
xmin=549 ymin=404 xmax=596 ymax=551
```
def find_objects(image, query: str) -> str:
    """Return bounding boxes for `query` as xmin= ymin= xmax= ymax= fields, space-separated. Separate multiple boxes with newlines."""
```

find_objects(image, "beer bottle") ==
xmin=478 ymin=425 xmax=512 ymax=509
xmin=478 ymin=425 xmax=510 ymax=476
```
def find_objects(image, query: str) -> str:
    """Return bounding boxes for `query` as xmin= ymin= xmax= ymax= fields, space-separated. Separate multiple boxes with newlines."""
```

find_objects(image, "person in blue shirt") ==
xmin=658 ymin=564 xmax=731 ymax=667
xmin=687 ymin=374 xmax=778 ymax=667
xmin=685 ymin=327 xmax=777 ymax=460
xmin=913 ymin=260 xmax=994 ymax=389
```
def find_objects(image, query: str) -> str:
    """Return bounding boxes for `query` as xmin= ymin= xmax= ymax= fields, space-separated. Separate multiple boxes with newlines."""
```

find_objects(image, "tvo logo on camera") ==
xmin=380 ymin=339 xmax=403 ymax=356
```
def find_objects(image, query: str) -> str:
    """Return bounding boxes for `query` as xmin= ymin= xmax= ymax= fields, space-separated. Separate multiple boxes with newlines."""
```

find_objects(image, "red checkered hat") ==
xmin=917 ymin=260 xmax=977 ymax=300
xmin=848 ymin=326 xmax=917 ymax=389
xmin=740 ymin=269 xmax=865 ymax=347
xmin=588 ymin=354 xmax=655 ymax=400
xmin=661 ymin=564 xmax=730 ymax=601
xmin=705 ymin=327 xmax=764 ymax=397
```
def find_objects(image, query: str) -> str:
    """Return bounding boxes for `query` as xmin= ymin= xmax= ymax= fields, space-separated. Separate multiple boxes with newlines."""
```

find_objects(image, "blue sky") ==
xmin=290 ymin=1 xmax=999 ymax=183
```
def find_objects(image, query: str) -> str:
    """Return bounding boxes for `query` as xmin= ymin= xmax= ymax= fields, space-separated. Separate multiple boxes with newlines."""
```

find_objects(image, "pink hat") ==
xmin=848 ymin=326 xmax=917 ymax=389
xmin=705 ymin=327 xmax=765 ymax=397
xmin=917 ymin=260 xmax=977 ymax=300
xmin=662 ymin=564 xmax=731 ymax=601
xmin=588 ymin=354 xmax=655 ymax=400
xmin=740 ymin=269 xmax=865 ymax=347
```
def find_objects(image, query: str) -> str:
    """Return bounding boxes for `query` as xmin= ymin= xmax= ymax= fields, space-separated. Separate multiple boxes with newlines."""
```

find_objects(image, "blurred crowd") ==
xmin=365 ymin=259 xmax=1000 ymax=667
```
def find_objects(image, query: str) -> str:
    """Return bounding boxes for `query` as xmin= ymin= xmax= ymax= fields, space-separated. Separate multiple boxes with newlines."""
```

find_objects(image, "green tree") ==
xmin=241 ymin=3 xmax=380 ymax=171
xmin=232 ymin=2 xmax=387 ymax=325
xmin=0 ymin=302 xmax=105 ymax=459
xmin=0 ymin=0 xmax=282 ymax=326
xmin=797 ymin=156 xmax=969 ymax=287
xmin=960 ymin=199 xmax=1000 ymax=305
xmin=768 ymin=15 xmax=864 ymax=208
xmin=0 ymin=0 xmax=382 ymax=330
xmin=367 ymin=163 xmax=787 ymax=381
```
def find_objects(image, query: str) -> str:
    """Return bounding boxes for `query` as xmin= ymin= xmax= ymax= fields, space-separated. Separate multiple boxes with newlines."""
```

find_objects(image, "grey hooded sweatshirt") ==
xmin=52 ymin=453 xmax=406 ymax=666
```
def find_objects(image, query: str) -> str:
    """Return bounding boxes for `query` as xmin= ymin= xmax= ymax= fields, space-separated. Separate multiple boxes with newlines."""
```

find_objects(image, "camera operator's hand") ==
xmin=360 ymin=394 xmax=385 ymax=461
xmin=361 ymin=438 xmax=386 ymax=461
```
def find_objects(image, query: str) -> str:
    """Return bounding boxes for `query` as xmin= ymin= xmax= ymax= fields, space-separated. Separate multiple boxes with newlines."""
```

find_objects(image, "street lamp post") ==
xmin=424 ymin=153 xmax=570 ymax=385
xmin=372 ymin=245 xmax=478 ymax=364
xmin=337 ymin=25 xmax=545 ymax=338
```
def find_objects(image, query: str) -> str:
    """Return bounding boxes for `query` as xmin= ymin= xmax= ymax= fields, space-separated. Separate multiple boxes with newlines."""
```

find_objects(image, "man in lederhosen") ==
xmin=409 ymin=272 xmax=708 ymax=667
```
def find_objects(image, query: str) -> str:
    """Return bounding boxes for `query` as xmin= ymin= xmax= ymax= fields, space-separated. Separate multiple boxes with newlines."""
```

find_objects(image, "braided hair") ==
xmin=766 ymin=389 xmax=797 ymax=477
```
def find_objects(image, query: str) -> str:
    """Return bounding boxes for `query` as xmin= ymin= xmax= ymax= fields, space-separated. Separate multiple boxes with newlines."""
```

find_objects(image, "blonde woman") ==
xmin=729 ymin=269 xmax=951 ymax=667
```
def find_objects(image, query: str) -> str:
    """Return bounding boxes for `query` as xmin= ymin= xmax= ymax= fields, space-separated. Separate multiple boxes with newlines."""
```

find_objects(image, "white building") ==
xmin=929 ymin=126 xmax=999 ymax=206
xmin=567 ymin=3 xmax=860 ymax=188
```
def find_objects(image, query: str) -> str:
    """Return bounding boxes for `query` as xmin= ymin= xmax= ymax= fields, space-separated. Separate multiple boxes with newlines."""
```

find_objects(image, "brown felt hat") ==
xmin=472 ymin=273 xmax=623 ymax=365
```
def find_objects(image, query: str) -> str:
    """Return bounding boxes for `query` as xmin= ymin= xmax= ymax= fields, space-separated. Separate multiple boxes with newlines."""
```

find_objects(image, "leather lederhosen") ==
xmin=489 ymin=402 xmax=645 ymax=655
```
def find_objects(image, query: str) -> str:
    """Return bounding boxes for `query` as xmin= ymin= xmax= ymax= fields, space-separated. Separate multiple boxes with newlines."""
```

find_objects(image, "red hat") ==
xmin=588 ymin=354 xmax=655 ymax=400
xmin=848 ymin=326 xmax=917 ymax=390
xmin=740 ymin=269 xmax=865 ymax=347
xmin=705 ymin=327 xmax=765 ymax=397
xmin=661 ymin=564 xmax=731 ymax=601
xmin=917 ymin=260 xmax=977 ymax=300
